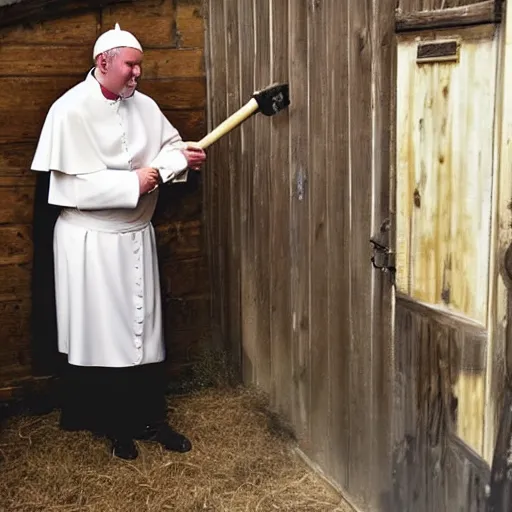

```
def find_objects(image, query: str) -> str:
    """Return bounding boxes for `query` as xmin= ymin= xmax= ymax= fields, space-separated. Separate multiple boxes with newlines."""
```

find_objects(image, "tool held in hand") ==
xmin=168 ymin=83 xmax=290 ymax=183
xmin=197 ymin=83 xmax=290 ymax=149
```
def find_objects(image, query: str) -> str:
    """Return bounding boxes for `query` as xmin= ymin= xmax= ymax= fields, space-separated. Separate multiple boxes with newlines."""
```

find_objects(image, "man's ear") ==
xmin=96 ymin=54 xmax=108 ymax=75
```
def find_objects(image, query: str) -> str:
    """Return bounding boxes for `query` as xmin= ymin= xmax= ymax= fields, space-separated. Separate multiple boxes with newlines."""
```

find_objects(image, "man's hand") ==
xmin=136 ymin=167 xmax=160 ymax=195
xmin=182 ymin=142 xmax=206 ymax=171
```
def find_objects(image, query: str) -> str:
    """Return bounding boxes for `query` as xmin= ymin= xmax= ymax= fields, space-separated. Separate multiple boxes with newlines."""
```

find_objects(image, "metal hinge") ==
xmin=370 ymin=221 xmax=396 ymax=285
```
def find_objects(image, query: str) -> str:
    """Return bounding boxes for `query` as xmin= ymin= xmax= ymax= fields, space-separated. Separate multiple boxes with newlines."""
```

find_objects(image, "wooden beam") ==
xmin=487 ymin=0 xmax=512 ymax=507
xmin=0 ymin=0 xmax=135 ymax=29
xmin=395 ymin=0 xmax=502 ymax=33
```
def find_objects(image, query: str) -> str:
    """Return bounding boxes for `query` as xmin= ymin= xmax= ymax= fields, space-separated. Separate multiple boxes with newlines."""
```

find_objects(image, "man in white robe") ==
xmin=30 ymin=24 xmax=206 ymax=459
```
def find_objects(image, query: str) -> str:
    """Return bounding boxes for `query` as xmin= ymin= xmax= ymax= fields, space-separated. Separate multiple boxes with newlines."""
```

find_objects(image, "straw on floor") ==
xmin=0 ymin=386 xmax=351 ymax=512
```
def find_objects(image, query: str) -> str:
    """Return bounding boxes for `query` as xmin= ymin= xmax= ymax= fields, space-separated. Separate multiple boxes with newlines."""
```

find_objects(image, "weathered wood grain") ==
xmin=347 ymin=1 xmax=375 ymax=506
xmin=0 ymin=44 xmax=203 ymax=81
xmin=0 ymin=298 xmax=32 ymax=381
xmin=0 ymin=0 xmax=126 ymax=30
xmin=237 ymin=0 xmax=257 ymax=386
xmin=143 ymin=48 xmax=204 ymax=79
xmin=252 ymin=0 xmax=271 ymax=395
xmin=397 ymin=0 xmax=498 ymax=14
xmin=396 ymin=0 xmax=501 ymax=32
xmin=393 ymin=297 xmax=490 ymax=512
xmin=136 ymin=78 xmax=206 ymax=109
xmin=488 ymin=387 xmax=512 ymax=511
xmin=0 ymin=76 xmax=81 ymax=110
xmin=0 ymin=11 xmax=98 ymax=44
xmin=204 ymin=0 xmax=227 ymax=352
xmin=176 ymin=0 xmax=204 ymax=49
xmin=307 ymin=0 xmax=330 ymax=471
xmin=154 ymin=219 xmax=204 ymax=261
xmin=0 ymin=143 xmax=37 ymax=177
xmin=288 ymin=0 xmax=311 ymax=448
xmin=370 ymin=0 xmax=396 ymax=507
xmin=0 ymin=226 xmax=33 ymax=265
xmin=0 ymin=186 xmax=35 ymax=224
xmin=102 ymin=0 xmax=176 ymax=48
xmin=269 ymin=0 xmax=292 ymax=424
xmin=163 ymin=109 xmax=206 ymax=141
xmin=160 ymin=256 xmax=209 ymax=298
xmin=483 ymin=0 xmax=512 ymax=469
xmin=202 ymin=1 xmax=503 ymax=510
xmin=0 ymin=45 xmax=91 ymax=77
xmin=205 ymin=0 xmax=396 ymax=508
xmin=0 ymin=299 xmax=30 ymax=344
xmin=325 ymin=0 xmax=350 ymax=488
xmin=0 ymin=264 xmax=31 ymax=302
xmin=224 ymin=0 xmax=242 ymax=374
xmin=396 ymin=31 xmax=497 ymax=326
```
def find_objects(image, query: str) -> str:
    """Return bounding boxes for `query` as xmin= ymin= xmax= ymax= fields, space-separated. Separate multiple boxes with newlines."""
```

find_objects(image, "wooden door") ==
xmin=393 ymin=25 xmax=498 ymax=511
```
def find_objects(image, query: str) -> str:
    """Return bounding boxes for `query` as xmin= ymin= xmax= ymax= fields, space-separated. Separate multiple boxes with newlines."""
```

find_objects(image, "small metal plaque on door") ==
xmin=417 ymin=40 xmax=459 ymax=64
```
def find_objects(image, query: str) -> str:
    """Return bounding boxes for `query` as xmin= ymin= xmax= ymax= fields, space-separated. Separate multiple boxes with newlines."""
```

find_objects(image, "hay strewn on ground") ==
xmin=0 ymin=387 xmax=351 ymax=512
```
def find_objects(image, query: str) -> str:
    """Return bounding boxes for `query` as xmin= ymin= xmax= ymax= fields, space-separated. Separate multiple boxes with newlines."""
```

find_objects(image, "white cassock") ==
xmin=31 ymin=69 xmax=189 ymax=368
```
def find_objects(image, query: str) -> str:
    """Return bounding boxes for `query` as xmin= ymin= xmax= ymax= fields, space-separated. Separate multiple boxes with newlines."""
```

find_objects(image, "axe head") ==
xmin=252 ymin=83 xmax=290 ymax=116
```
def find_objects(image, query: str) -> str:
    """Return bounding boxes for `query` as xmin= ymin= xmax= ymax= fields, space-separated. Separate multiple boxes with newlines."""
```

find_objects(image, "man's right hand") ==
xmin=136 ymin=167 xmax=160 ymax=195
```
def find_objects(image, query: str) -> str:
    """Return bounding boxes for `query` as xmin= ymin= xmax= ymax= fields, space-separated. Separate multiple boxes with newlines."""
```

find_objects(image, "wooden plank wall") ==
xmin=0 ymin=0 xmax=209 ymax=392
xmin=205 ymin=1 xmax=395 ymax=510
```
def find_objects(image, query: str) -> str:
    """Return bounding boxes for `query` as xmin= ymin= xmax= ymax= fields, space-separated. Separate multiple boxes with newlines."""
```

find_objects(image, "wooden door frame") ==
xmin=395 ymin=0 xmax=503 ymax=33
xmin=487 ymin=0 xmax=512 ymax=507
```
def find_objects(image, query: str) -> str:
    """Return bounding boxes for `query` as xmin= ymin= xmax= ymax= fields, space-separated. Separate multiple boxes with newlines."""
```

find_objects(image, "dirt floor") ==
xmin=0 ymin=387 xmax=352 ymax=512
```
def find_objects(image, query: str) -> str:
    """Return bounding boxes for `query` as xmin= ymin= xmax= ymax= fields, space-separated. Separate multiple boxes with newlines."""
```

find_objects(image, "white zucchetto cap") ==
xmin=93 ymin=23 xmax=143 ymax=59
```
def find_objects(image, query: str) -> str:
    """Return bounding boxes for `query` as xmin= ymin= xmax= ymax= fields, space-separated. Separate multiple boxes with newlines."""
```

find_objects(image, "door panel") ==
xmin=393 ymin=25 xmax=498 ymax=512
xmin=396 ymin=28 xmax=497 ymax=327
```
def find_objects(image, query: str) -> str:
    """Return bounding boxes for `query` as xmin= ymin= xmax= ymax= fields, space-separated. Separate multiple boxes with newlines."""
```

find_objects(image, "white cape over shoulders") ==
xmin=31 ymin=69 xmax=189 ymax=368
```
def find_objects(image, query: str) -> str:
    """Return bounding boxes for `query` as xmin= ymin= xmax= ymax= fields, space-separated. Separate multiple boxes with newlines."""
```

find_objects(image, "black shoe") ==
xmin=136 ymin=423 xmax=192 ymax=453
xmin=154 ymin=424 xmax=192 ymax=453
xmin=110 ymin=438 xmax=138 ymax=460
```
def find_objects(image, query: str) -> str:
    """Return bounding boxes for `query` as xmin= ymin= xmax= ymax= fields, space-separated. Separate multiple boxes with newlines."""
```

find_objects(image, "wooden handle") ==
xmin=197 ymin=98 xmax=259 ymax=149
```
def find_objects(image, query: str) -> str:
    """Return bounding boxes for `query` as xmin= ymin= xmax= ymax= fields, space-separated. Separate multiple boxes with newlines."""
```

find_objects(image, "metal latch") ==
xmin=370 ymin=236 xmax=396 ymax=285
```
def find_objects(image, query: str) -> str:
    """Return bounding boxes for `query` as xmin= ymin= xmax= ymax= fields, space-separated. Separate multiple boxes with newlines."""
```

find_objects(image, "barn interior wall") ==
xmin=0 ymin=0 xmax=210 ymax=396
xmin=205 ymin=1 xmax=395 ymax=510
xmin=205 ymin=1 xmax=507 ymax=511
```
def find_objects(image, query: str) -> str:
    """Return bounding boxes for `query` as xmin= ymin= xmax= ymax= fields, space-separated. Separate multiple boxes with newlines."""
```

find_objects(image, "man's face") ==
xmin=106 ymin=47 xmax=143 ymax=98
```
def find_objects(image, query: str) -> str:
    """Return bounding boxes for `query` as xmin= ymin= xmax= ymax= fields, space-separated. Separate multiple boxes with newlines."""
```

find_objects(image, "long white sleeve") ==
xmin=151 ymin=146 xmax=189 ymax=184
xmin=48 ymin=169 xmax=140 ymax=210
xmin=150 ymin=112 xmax=189 ymax=184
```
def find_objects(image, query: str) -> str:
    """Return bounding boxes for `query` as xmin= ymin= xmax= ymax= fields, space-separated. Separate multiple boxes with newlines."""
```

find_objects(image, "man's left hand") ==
xmin=182 ymin=142 xmax=206 ymax=171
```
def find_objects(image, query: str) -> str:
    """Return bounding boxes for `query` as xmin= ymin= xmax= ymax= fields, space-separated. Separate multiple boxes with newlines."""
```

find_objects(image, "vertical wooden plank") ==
xmin=225 ymin=0 xmax=242 ymax=375
xmin=325 ymin=0 xmax=350 ymax=489
xmin=289 ymin=0 xmax=311 ymax=445
xmin=269 ymin=0 xmax=292 ymax=417
xmin=206 ymin=0 xmax=228 ymax=347
xmin=238 ymin=0 xmax=257 ymax=385
xmin=370 ymin=0 xmax=395 ymax=507
xmin=347 ymin=0 xmax=375 ymax=506
xmin=308 ymin=0 xmax=330 ymax=469
xmin=252 ymin=0 xmax=272 ymax=392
